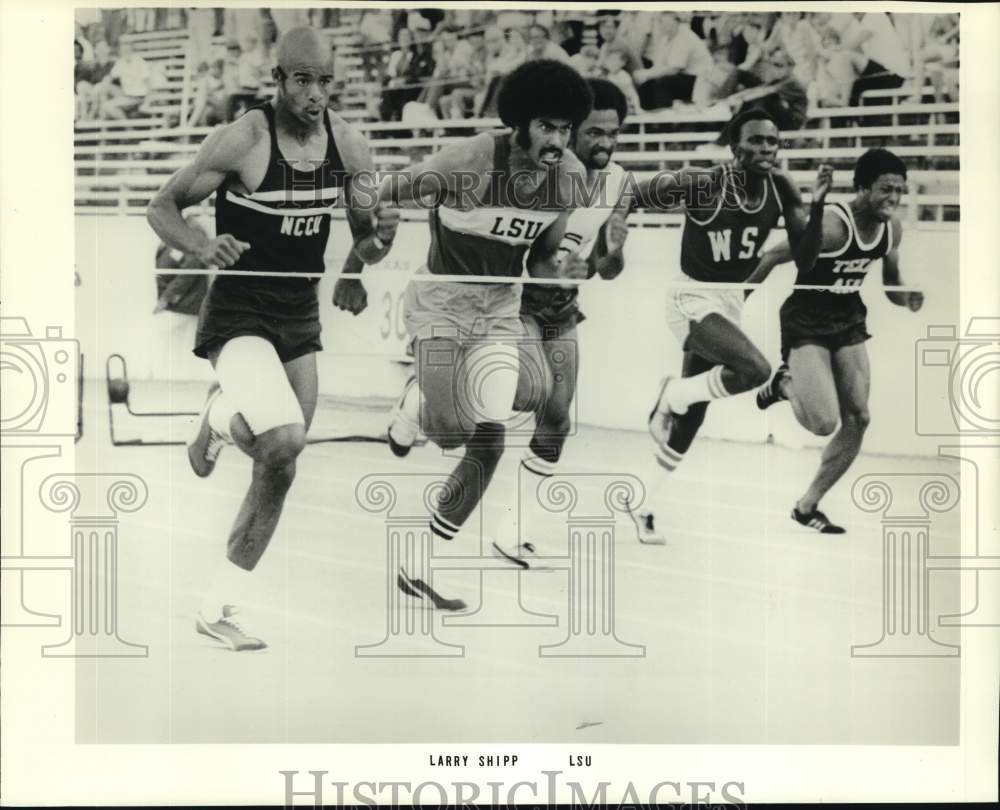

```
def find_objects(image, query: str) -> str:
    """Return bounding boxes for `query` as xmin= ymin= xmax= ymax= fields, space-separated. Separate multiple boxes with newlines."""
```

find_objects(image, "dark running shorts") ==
xmin=780 ymin=292 xmax=870 ymax=362
xmin=193 ymin=276 xmax=322 ymax=363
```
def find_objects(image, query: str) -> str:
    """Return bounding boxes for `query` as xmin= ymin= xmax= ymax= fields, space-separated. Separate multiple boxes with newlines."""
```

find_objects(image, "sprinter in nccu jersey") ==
xmin=750 ymin=148 xmax=923 ymax=533
xmin=626 ymin=108 xmax=833 ymax=545
xmin=147 ymin=28 xmax=400 ymax=651
xmin=342 ymin=60 xmax=592 ymax=591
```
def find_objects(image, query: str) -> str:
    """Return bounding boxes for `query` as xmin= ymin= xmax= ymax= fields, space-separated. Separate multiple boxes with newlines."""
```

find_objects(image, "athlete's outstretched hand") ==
xmin=604 ymin=212 xmax=629 ymax=255
xmin=812 ymin=163 xmax=834 ymax=206
xmin=333 ymin=277 xmax=368 ymax=315
xmin=559 ymin=249 xmax=590 ymax=281
xmin=196 ymin=234 xmax=250 ymax=268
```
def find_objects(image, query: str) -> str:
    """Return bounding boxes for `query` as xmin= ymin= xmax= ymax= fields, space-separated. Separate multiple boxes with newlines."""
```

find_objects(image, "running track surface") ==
xmin=58 ymin=382 xmax=962 ymax=743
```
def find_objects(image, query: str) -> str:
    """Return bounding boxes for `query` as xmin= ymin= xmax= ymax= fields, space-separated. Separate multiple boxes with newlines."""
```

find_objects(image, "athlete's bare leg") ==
xmin=783 ymin=344 xmax=840 ymax=437
xmin=795 ymin=342 xmax=871 ymax=514
xmin=415 ymin=336 xmax=515 ymax=537
xmin=210 ymin=348 xmax=317 ymax=570
xmin=520 ymin=316 xmax=576 ymax=464
xmin=684 ymin=313 xmax=772 ymax=395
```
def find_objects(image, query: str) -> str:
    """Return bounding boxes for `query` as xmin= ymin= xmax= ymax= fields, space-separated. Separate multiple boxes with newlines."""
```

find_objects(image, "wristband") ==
xmin=372 ymin=235 xmax=386 ymax=251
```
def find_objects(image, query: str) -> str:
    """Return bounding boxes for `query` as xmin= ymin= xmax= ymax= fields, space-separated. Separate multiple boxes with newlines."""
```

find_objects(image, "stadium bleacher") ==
xmin=75 ymin=13 xmax=959 ymax=223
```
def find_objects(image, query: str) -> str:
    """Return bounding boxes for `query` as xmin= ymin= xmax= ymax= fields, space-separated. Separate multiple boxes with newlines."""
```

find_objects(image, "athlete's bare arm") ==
xmin=631 ymin=166 xmax=706 ymax=212
xmin=147 ymin=112 xmax=264 ymax=267
xmin=591 ymin=183 xmax=633 ymax=280
xmin=771 ymin=165 xmax=833 ymax=274
xmin=525 ymin=151 xmax=587 ymax=280
xmin=744 ymin=208 xmax=849 ymax=288
xmin=332 ymin=113 xmax=400 ymax=265
xmin=882 ymin=216 xmax=923 ymax=311
xmin=378 ymin=132 xmax=494 ymax=206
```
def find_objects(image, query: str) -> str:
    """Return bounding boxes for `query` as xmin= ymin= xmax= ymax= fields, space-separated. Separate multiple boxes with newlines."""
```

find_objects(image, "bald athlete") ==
xmin=148 ymin=27 xmax=400 ymax=650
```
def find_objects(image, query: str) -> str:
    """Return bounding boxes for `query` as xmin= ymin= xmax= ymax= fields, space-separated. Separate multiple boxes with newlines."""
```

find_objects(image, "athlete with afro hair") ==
xmin=340 ymin=60 xmax=593 ymax=599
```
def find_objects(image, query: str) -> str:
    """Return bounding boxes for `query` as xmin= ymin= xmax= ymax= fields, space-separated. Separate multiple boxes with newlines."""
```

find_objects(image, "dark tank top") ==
xmin=211 ymin=103 xmax=347 ymax=314
xmin=680 ymin=164 xmax=784 ymax=283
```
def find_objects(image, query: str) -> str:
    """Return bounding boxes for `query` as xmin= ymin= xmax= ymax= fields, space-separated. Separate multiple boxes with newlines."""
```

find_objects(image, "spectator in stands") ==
xmin=478 ymin=26 xmax=526 ymax=116
xmin=765 ymin=11 xmax=822 ymax=86
xmin=916 ymin=14 xmax=959 ymax=101
xmin=716 ymin=12 xmax=750 ymax=67
xmin=419 ymin=25 xmax=476 ymax=115
xmin=380 ymin=27 xmax=421 ymax=122
xmin=602 ymin=44 xmax=642 ymax=114
xmin=691 ymin=41 xmax=737 ymax=111
xmin=222 ymin=37 xmax=265 ymax=121
xmin=832 ymin=11 xmax=910 ymax=106
xmin=616 ymin=10 xmax=655 ymax=68
xmin=596 ymin=13 xmax=643 ymax=74
xmin=811 ymin=23 xmax=867 ymax=107
xmin=101 ymin=40 xmax=152 ymax=119
xmin=570 ymin=44 xmax=602 ymax=78
xmin=736 ymin=16 xmax=767 ymax=74
xmin=74 ymin=41 xmax=99 ymax=122
xmin=633 ymin=12 xmax=712 ymax=110
xmin=440 ymin=30 xmax=490 ymax=119
xmin=188 ymin=59 xmax=229 ymax=126
xmin=525 ymin=23 xmax=571 ymax=63
xmin=553 ymin=9 xmax=587 ymax=56
xmin=720 ymin=47 xmax=809 ymax=136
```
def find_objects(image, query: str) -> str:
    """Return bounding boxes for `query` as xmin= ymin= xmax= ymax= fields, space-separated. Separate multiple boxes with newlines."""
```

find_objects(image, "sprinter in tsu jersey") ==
xmin=750 ymin=148 xmax=923 ymax=533
xmin=628 ymin=108 xmax=833 ymax=542
xmin=147 ymin=28 xmax=400 ymax=650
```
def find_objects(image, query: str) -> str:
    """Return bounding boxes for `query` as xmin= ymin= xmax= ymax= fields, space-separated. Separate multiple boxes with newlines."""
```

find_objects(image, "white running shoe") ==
xmin=187 ymin=383 xmax=226 ymax=477
xmin=195 ymin=604 xmax=267 ymax=651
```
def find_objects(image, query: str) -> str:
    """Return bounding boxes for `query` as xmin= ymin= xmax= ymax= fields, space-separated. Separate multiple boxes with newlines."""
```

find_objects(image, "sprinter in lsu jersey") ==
xmin=628 ymin=108 xmax=833 ymax=543
xmin=351 ymin=60 xmax=593 ymax=598
xmin=750 ymin=148 xmax=923 ymax=533
xmin=147 ymin=28 xmax=399 ymax=649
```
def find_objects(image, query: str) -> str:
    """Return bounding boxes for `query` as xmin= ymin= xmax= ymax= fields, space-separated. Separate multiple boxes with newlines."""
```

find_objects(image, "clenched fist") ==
xmin=812 ymin=163 xmax=834 ymax=206
xmin=196 ymin=234 xmax=251 ymax=268
xmin=333 ymin=277 xmax=368 ymax=315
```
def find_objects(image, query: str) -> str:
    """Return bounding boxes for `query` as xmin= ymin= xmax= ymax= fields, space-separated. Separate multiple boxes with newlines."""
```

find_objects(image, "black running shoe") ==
xmin=397 ymin=567 xmax=467 ymax=611
xmin=757 ymin=364 xmax=789 ymax=410
xmin=791 ymin=506 xmax=845 ymax=534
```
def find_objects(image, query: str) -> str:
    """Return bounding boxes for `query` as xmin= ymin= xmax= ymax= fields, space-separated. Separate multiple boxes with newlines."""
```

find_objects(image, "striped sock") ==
xmin=664 ymin=366 xmax=728 ymax=415
xmin=429 ymin=510 xmax=460 ymax=541
xmin=653 ymin=442 xmax=684 ymax=474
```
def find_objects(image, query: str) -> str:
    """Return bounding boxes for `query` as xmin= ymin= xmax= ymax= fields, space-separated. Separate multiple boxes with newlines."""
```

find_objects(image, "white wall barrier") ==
xmin=75 ymin=216 xmax=958 ymax=457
